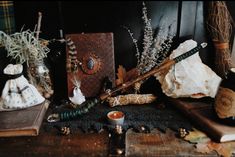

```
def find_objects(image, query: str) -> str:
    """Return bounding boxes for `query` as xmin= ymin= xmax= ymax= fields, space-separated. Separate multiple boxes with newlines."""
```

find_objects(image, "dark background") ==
xmin=1 ymin=1 xmax=235 ymax=103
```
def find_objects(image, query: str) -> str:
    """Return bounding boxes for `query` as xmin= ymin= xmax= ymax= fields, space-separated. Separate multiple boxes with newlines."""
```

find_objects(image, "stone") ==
xmin=156 ymin=39 xmax=222 ymax=98
xmin=87 ymin=58 xmax=94 ymax=70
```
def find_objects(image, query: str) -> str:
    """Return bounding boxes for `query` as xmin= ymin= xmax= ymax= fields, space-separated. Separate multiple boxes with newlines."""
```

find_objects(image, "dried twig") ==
xmin=36 ymin=12 xmax=42 ymax=40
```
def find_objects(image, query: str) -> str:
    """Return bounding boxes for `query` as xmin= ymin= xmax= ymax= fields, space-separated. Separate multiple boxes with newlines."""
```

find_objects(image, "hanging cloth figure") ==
xmin=0 ymin=64 xmax=45 ymax=111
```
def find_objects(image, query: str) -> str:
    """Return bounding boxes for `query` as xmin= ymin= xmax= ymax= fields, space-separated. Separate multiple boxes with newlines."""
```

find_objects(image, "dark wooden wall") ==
xmin=0 ymin=1 xmax=234 ymax=102
xmin=13 ymin=1 xmax=180 ymax=68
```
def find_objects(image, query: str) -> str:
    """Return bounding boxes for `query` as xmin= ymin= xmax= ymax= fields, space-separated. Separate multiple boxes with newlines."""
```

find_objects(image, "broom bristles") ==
xmin=207 ymin=1 xmax=234 ymax=78
xmin=215 ymin=48 xmax=232 ymax=78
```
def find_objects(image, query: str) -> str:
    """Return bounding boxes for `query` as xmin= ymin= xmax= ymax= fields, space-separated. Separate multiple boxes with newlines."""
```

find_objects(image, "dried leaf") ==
xmin=183 ymin=128 xmax=235 ymax=157
xmin=115 ymin=65 xmax=126 ymax=86
xmin=195 ymin=142 xmax=212 ymax=154
xmin=115 ymin=66 xmax=139 ymax=85
xmin=208 ymin=142 xmax=234 ymax=157
xmin=184 ymin=128 xmax=210 ymax=144
xmin=115 ymin=65 xmax=140 ymax=93
xmin=124 ymin=68 xmax=139 ymax=82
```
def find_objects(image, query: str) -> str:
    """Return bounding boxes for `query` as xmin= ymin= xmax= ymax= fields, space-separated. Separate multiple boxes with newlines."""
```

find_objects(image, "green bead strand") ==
xmin=59 ymin=98 xmax=101 ymax=121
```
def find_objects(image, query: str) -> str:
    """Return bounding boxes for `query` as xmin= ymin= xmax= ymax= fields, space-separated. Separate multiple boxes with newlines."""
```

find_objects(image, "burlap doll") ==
xmin=0 ymin=64 xmax=45 ymax=111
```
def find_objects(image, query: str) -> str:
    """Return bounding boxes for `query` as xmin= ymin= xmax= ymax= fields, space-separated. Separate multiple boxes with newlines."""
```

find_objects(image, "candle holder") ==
xmin=107 ymin=111 xmax=125 ymax=125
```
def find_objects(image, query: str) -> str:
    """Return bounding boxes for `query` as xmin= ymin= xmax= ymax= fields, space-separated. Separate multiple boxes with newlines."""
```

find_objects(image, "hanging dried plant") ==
xmin=0 ymin=30 xmax=50 ymax=65
xmin=207 ymin=1 xmax=234 ymax=78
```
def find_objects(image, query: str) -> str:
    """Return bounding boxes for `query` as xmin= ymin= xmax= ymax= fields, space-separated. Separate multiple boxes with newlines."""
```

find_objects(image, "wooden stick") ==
xmin=36 ymin=12 xmax=42 ymax=40
xmin=100 ymin=59 xmax=174 ymax=100
xmin=99 ymin=42 xmax=207 ymax=100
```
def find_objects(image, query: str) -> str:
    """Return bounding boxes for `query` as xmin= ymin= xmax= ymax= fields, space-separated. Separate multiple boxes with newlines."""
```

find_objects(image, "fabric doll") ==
xmin=0 ymin=64 xmax=45 ymax=111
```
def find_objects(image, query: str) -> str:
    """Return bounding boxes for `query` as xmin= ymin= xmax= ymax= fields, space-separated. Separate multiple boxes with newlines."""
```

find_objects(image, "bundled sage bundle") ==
xmin=207 ymin=1 xmax=234 ymax=78
xmin=107 ymin=94 xmax=157 ymax=107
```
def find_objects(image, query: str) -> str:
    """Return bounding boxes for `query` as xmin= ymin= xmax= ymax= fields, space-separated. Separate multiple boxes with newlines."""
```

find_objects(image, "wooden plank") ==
xmin=193 ymin=1 xmax=211 ymax=64
xmin=0 ymin=129 xmax=109 ymax=157
xmin=194 ymin=2 xmax=207 ymax=44
xmin=178 ymin=1 xmax=212 ymax=65
xmin=147 ymin=1 xmax=178 ymax=34
xmin=125 ymin=128 xmax=217 ymax=157
xmin=178 ymin=1 xmax=198 ymax=38
xmin=0 ymin=121 xmax=220 ymax=157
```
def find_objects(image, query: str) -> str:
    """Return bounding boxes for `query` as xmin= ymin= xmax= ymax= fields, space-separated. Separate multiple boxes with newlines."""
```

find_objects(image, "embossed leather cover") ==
xmin=66 ymin=33 xmax=115 ymax=98
xmin=0 ymin=100 xmax=49 ymax=137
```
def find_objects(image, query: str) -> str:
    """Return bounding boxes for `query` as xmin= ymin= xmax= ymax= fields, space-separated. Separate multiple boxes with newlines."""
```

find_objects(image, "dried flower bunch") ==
xmin=125 ymin=2 xmax=175 ymax=75
xmin=0 ymin=29 xmax=50 ymax=65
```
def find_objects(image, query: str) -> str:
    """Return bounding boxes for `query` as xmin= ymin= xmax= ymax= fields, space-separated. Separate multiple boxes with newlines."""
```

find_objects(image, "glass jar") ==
xmin=27 ymin=60 xmax=54 ymax=99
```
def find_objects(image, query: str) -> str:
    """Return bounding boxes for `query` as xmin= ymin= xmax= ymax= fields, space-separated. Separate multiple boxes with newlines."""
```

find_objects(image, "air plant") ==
xmin=0 ymin=30 xmax=50 ymax=65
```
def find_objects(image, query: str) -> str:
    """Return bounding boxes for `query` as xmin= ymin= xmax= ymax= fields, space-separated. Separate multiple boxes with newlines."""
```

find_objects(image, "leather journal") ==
xmin=169 ymin=98 xmax=235 ymax=142
xmin=66 ymin=33 xmax=115 ymax=98
xmin=0 ymin=101 xmax=49 ymax=137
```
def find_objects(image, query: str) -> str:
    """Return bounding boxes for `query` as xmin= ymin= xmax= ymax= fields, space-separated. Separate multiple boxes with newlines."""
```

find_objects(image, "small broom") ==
xmin=207 ymin=1 xmax=234 ymax=78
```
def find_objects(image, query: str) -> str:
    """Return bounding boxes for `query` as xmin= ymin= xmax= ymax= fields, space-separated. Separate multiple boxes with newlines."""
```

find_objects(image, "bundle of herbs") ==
xmin=207 ymin=1 xmax=234 ymax=78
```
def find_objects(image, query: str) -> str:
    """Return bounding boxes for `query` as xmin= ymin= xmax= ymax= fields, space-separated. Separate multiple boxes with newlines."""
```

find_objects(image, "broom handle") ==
xmin=100 ymin=42 xmax=207 ymax=100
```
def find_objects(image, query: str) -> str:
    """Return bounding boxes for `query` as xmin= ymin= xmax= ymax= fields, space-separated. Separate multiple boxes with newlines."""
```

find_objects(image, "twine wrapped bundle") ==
xmin=215 ymin=87 xmax=235 ymax=119
xmin=207 ymin=1 xmax=234 ymax=78
xmin=107 ymin=94 xmax=157 ymax=107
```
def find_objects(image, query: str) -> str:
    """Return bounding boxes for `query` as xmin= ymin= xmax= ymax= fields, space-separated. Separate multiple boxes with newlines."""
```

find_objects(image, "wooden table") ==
xmin=0 ymin=126 xmax=218 ymax=157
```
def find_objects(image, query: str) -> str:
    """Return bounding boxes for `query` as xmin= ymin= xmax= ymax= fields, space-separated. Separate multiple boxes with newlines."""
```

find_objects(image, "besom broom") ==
xmin=207 ymin=1 xmax=234 ymax=78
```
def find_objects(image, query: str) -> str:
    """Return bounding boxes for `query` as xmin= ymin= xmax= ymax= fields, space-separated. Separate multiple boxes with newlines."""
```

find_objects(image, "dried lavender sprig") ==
xmin=139 ymin=1 xmax=154 ymax=73
xmin=122 ymin=25 xmax=141 ymax=65
xmin=139 ymin=34 xmax=174 ymax=74
xmin=142 ymin=1 xmax=153 ymax=52
xmin=123 ymin=1 xmax=175 ymax=75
